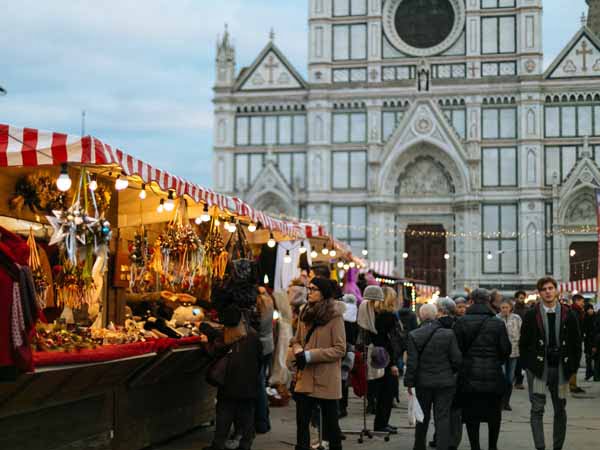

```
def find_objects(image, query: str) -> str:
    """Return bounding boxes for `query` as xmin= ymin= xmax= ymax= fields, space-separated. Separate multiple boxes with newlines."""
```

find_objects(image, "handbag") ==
xmin=226 ymin=227 xmax=256 ymax=282
xmin=206 ymin=337 xmax=241 ymax=388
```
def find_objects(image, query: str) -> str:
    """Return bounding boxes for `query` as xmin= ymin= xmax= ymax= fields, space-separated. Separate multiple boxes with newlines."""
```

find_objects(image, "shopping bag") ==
xmin=407 ymin=393 xmax=425 ymax=426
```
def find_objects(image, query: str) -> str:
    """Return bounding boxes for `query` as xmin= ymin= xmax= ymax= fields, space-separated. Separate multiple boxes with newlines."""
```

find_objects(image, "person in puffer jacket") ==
xmin=453 ymin=288 xmax=511 ymax=450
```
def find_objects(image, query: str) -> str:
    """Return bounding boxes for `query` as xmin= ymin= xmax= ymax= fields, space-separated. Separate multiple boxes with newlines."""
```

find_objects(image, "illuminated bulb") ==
xmin=362 ymin=249 xmax=369 ymax=256
xmin=349 ymin=262 xmax=356 ymax=268
xmin=569 ymin=249 xmax=576 ymax=257
xmin=310 ymin=250 xmax=318 ymax=259
xmin=200 ymin=205 xmax=211 ymax=222
xmin=56 ymin=164 xmax=72 ymax=192
xmin=329 ymin=248 xmax=337 ymax=257
xmin=283 ymin=250 xmax=292 ymax=264
xmin=337 ymin=261 xmax=344 ymax=268
xmin=444 ymin=253 xmax=450 ymax=260
xmin=139 ymin=183 xmax=147 ymax=200
xmin=487 ymin=251 xmax=493 ymax=260
xmin=273 ymin=310 xmax=281 ymax=320
xmin=215 ymin=218 xmax=221 ymax=226
xmin=267 ymin=233 xmax=276 ymax=248
xmin=195 ymin=216 xmax=202 ymax=225
xmin=402 ymin=252 xmax=409 ymax=259
xmin=247 ymin=222 xmax=257 ymax=233
xmin=89 ymin=174 xmax=98 ymax=192
xmin=115 ymin=175 xmax=129 ymax=191
xmin=164 ymin=190 xmax=175 ymax=212
xmin=157 ymin=199 xmax=165 ymax=213
xmin=299 ymin=241 xmax=307 ymax=254
xmin=228 ymin=218 xmax=236 ymax=232
xmin=263 ymin=274 xmax=269 ymax=285
xmin=343 ymin=264 xmax=350 ymax=271
xmin=321 ymin=245 xmax=329 ymax=255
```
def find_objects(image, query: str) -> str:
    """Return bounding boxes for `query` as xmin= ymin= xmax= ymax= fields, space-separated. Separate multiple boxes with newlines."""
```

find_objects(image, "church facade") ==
xmin=212 ymin=0 xmax=600 ymax=294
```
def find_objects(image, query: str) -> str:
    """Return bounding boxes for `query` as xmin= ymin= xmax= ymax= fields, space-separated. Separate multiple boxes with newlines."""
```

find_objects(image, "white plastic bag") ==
xmin=407 ymin=393 xmax=425 ymax=426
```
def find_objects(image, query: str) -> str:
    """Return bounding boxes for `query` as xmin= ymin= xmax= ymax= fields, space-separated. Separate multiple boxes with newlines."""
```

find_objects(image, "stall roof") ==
xmin=0 ymin=124 xmax=310 ymax=238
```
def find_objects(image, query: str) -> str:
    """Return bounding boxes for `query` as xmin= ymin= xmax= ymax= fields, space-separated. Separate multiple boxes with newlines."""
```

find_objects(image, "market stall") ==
xmin=0 ymin=124 xmax=318 ymax=449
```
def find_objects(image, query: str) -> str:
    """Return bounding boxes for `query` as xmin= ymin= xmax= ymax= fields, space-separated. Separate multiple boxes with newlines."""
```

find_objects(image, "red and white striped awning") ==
xmin=368 ymin=260 xmax=395 ymax=277
xmin=301 ymin=222 xmax=327 ymax=238
xmin=559 ymin=278 xmax=598 ymax=294
xmin=0 ymin=124 xmax=302 ymax=237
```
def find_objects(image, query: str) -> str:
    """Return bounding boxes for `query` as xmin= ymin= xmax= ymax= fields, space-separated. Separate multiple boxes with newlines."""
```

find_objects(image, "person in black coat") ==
xmin=519 ymin=277 xmax=582 ymax=450
xmin=204 ymin=306 xmax=263 ymax=450
xmin=594 ymin=310 xmax=600 ymax=381
xmin=583 ymin=303 xmax=596 ymax=381
xmin=453 ymin=288 xmax=511 ymax=450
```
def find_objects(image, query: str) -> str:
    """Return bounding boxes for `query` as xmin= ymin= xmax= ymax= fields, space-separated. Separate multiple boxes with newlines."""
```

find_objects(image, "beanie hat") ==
xmin=311 ymin=277 xmax=335 ymax=300
xmin=363 ymin=285 xmax=384 ymax=302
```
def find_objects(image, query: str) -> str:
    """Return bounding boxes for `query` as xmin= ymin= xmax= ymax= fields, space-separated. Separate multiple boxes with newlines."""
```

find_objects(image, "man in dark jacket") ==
xmin=405 ymin=303 xmax=462 ymax=450
xmin=513 ymin=290 xmax=528 ymax=388
xmin=519 ymin=277 xmax=582 ymax=450
xmin=453 ymin=288 xmax=511 ymax=450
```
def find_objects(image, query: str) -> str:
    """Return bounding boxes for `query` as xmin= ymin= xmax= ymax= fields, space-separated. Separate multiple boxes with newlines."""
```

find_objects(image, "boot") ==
xmin=503 ymin=385 xmax=513 ymax=411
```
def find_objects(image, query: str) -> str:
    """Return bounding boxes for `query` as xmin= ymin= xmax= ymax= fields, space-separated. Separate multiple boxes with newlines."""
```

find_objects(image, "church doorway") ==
xmin=569 ymin=242 xmax=598 ymax=281
xmin=404 ymin=224 xmax=447 ymax=295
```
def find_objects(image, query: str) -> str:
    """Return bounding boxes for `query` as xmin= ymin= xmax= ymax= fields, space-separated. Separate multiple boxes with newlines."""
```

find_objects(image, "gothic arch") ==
xmin=252 ymin=190 xmax=294 ymax=217
xmin=560 ymin=190 xmax=596 ymax=225
xmin=395 ymin=155 xmax=455 ymax=196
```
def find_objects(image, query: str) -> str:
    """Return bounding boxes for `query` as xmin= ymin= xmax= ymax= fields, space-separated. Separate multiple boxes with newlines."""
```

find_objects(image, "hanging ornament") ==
xmin=27 ymin=228 xmax=49 ymax=310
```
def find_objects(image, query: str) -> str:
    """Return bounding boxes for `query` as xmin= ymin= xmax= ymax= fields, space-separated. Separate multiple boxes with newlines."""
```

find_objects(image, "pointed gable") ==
xmin=236 ymin=42 xmax=307 ymax=91
xmin=545 ymin=27 xmax=600 ymax=79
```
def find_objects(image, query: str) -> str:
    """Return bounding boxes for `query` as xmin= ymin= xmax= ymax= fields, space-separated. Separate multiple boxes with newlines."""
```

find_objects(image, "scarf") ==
xmin=357 ymin=301 xmax=377 ymax=334
xmin=532 ymin=303 xmax=568 ymax=399
xmin=301 ymin=298 xmax=337 ymax=326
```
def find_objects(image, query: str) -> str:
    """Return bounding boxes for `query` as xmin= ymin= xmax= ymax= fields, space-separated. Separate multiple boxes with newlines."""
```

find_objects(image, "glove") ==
xmin=295 ymin=351 xmax=308 ymax=371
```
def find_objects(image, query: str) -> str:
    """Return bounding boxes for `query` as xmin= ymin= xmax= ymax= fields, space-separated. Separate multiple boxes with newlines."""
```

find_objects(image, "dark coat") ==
xmin=583 ymin=312 xmax=596 ymax=353
xmin=370 ymin=311 xmax=403 ymax=366
xmin=404 ymin=320 xmax=462 ymax=389
xmin=217 ymin=328 xmax=263 ymax=400
xmin=519 ymin=302 xmax=582 ymax=380
xmin=453 ymin=303 xmax=511 ymax=394
xmin=398 ymin=308 xmax=419 ymax=333
xmin=513 ymin=301 xmax=528 ymax=320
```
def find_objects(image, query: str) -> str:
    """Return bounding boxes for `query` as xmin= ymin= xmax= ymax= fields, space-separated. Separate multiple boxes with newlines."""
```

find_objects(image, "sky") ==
xmin=0 ymin=1 xmax=587 ymax=188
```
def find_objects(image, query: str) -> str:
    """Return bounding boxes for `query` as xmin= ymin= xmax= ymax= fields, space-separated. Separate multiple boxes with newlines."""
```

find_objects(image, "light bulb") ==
xmin=487 ymin=251 xmax=493 ymax=260
xmin=362 ymin=249 xmax=369 ymax=256
xmin=164 ymin=190 xmax=175 ymax=212
xmin=444 ymin=253 xmax=450 ymax=260
xmin=310 ymin=250 xmax=318 ymax=259
xmin=201 ymin=205 xmax=211 ymax=222
xmin=402 ymin=252 xmax=409 ymax=259
xmin=89 ymin=175 xmax=98 ymax=192
xmin=343 ymin=264 xmax=350 ymax=271
xmin=283 ymin=250 xmax=292 ymax=264
xmin=263 ymin=274 xmax=269 ymax=285
xmin=299 ymin=241 xmax=307 ymax=254
xmin=337 ymin=261 xmax=344 ymax=268
xmin=157 ymin=199 xmax=164 ymax=213
xmin=228 ymin=218 xmax=236 ymax=232
xmin=569 ymin=249 xmax=576 ymax=257
xmin=247 ymin=222 xmax=257 ymax=233
xmin=267 ymin=233 xmax=276 ymax=248
xmin=349 ymin=262 xmax=356 ymax=268
xmin=115 ymin=175 xmax=129 ymax=191
xmin=139 ymin=184 xmax=147 ymax=200
xmin=329 ymin=248 xmax=337 ymax=257
xmin=321 ymin=245 xmax=329 ymax=255
xmin=215 ymin=218 xmax=221 ymax=226
xmin=195 ymin=216 xmax=202 ymax=225
xmin=56 ymin=164 xmax=72 ymax=192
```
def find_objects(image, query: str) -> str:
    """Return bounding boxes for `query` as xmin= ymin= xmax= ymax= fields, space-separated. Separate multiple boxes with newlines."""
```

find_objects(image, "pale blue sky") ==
xmin=0 ymin=1 xmax=587 ymax=187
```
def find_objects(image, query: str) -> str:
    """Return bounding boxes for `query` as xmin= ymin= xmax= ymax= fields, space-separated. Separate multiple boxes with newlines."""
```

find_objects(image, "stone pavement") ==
xmin=157 ymin=373 xmax=600 ymax=450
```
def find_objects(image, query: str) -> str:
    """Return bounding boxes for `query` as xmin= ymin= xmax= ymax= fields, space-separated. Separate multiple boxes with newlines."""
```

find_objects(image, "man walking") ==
xmin=520 ymin=277 xmax=582 ymax=450
xmin=513 ymin=290 xmax=528 ymax=389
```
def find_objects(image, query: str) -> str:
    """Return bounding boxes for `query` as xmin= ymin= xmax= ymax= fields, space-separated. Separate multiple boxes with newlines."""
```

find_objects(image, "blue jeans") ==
xmin=503 ymin=357 xmax=518 ymax=385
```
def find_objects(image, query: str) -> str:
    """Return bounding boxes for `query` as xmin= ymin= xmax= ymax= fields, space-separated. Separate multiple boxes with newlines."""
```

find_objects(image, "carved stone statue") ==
xmin=397 ymin=156 xmax=455 ymax=196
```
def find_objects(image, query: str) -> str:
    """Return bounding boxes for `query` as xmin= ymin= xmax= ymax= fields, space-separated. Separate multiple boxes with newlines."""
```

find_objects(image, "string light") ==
xmin=299 ymin=241 xmax=307 ymax=254
xmin=157 ymin=199 xmax=165 ymax=213
xmin=310 ymin=250 xmax=318 ymax=259
xmin=248 ymin=222 xmax=257 ymax=232
xmin=139 ymin=183 xmax=147 ymax=200
xmin=402 ymin=252 xmax=409 ymax=259
xmin=329 ymin=247 xmax=337 ymax=257
xmin=115 ymin=175 xmax=129 ymax=191
xmin=264 ymin=274 xmax=269 ymax=285
xmin=349 ymin=262 xmax=356 ymax=268
xmin=200 ymin=204 xmax=211 ymax=223
xmin=164 ymin=190 xmax=175 ymax=212
xmin=444 ymin=253 xmax=450 ymax=260
xmin=283 ymin=250 xmax=292 ymax=264
xmin=343 ymin=264 xmax=350 ymax=270
xmin=570 ymin=249 xmax=576 ymax=257
xmin=267 ymin=232 xmax=276 ymax=248
xmin=362 ymin=249 xmax=369 ymax=256
xmin=56 ymin=163 xmax=72 ymax=192
xmin=195 ymin=216 xmax=202 ymax=225
xmin=89 ymin=174 xmax=98 ymax=192
xmin=337 ymin=261 xmax=344 ymax=268
xmin=321 ymin=244 xmax=329 ymax=255
xmin=215 ymin=217 xmax=221 ymax=226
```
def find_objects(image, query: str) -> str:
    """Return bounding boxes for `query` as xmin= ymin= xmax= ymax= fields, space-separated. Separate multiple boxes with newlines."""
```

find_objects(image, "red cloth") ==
xmin=32 ymin=336 xmax=204 ymax=368
xmin=0 ymin=227 xmax=34 ymax=373
xmin=349 ymin=351 xmax=367 ymax=398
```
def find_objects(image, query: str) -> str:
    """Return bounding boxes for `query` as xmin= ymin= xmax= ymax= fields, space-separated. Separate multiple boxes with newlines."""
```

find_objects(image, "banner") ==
xmin=596 ymin=189 xmax=600 ymax=298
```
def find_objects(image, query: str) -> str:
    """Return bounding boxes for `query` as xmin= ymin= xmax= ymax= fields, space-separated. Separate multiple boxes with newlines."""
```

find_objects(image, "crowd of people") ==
xmin=202 ymin=268 xmax=600 ymax=450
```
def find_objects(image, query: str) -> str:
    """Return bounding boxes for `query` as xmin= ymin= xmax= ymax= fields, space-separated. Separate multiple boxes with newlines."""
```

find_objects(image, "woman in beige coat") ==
xmin=288 ymin=277 xmax=346 ymax=450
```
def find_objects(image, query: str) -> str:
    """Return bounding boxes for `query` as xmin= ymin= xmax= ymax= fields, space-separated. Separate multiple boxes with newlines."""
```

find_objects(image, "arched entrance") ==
xmin=404 ymin=224 xmax=448 ymax=294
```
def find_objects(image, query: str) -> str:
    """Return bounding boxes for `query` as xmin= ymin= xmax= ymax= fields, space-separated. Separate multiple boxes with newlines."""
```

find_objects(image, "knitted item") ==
xmin=11 ymin=282 xmax=25 ymax=349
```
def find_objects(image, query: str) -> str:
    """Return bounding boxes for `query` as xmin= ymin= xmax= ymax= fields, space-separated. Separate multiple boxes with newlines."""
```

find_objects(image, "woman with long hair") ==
xmin=288 ymin=277 xmax=346 ymax=450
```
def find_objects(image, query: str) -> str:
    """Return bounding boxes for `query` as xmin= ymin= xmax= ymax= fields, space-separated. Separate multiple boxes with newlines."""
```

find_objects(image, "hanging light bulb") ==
xmin=164 ymin=190 xmax=175 ymax=212
xmin=215 ymin=217 xmax=221 ymax=226
xmin=362 ymin=248 xmax=369 ymax=256
xmin=56 ymin=163 xmax=72 ymax=192
xmin=337 ymin=261 xmax=344 ymax=268
xmin=284 ymin=250 xmax=292 ymax=264
xmin=267 ymin=232 xmax=276 ymax=248
xmin=444 ymin=253 xmax=450 ymax=260
xmin=403 ymin=252 xmax=409 ymax=259
xmin=195 ymin=216 xmax=202 ymax=225
xmin=264 ymin=274 xmax=270 ymax=285
xmin=343 ymin=264 xmax=350 ymax=271
xmin=329 ymin=248 xmax=337 ymax=257
xmin=228 ymin=217 xmax=237 ymax=232
xmin=200 ymin=204 xmax=211 ymax=222
xmin=157 ymin=199 xmax=165 ymax=213
xmin=321 ymin=244 xmax=329 ymax=255
xmin=299 ymin=241 xmax=307 ymax=254
xmin=569 ymin=249 xmax=576 ymax=257
xmin=89 ymin=174 xmax=98 ymax=192
xmin=487 ymin=251 xmax=493 ymax=260
xmin=115 ymin=175 xmax=129 ymax=191
xmin=139 ymin=183 xmax=147 ymax=200
xmin=310 ymin=250 xmax=318 ymax=259
xmin=349 ymin=262 xmax=356 ymax=268
xmin=247 ymin=222 xmax=257 ymax=233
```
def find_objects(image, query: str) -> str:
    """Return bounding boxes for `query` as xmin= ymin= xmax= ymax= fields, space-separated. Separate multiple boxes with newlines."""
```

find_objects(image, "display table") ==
xmin=0 ymin=338 xmax=216 ymax=450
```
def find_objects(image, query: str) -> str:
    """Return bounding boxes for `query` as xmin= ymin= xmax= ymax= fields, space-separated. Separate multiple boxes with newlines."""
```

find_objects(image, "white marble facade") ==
xmin=213 ymin=0 xmax=600 ymax=294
